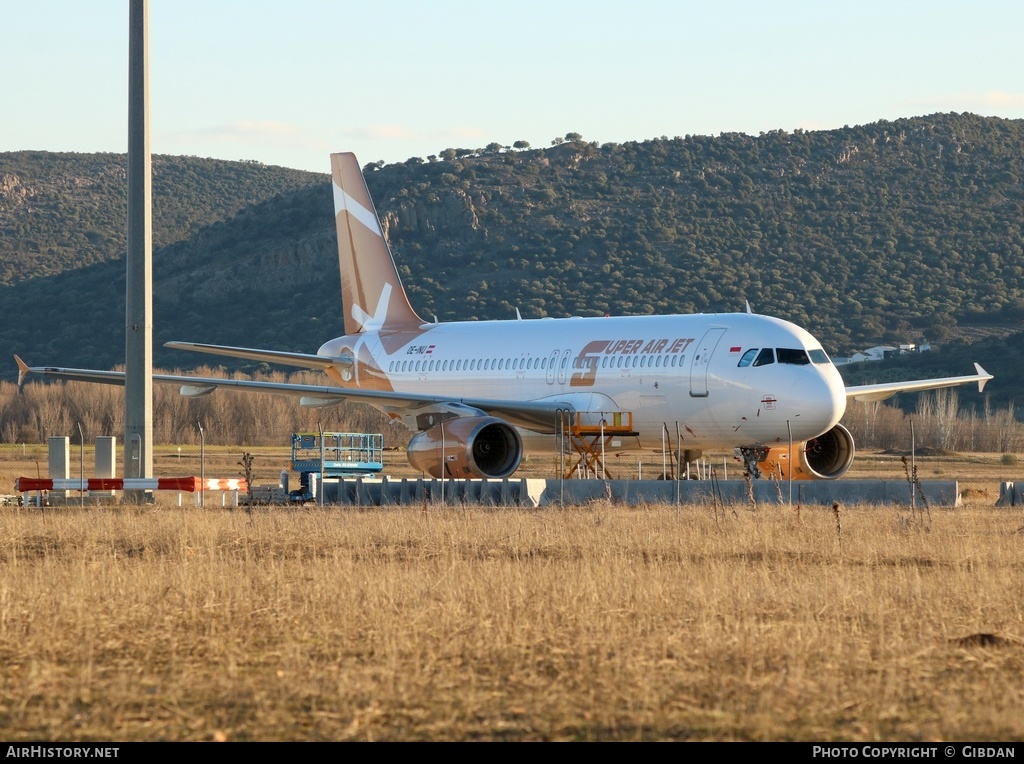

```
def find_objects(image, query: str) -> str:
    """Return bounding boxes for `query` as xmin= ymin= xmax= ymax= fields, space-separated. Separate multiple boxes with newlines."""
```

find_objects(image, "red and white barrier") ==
xmin=15 ymin=477 xmax=247 ymax=492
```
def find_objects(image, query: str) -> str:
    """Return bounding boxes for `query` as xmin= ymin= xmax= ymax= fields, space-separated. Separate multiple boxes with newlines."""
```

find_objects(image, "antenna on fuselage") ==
xmin=745 ymin=300 xmax=753 ymax=314
xmin=515 ymin=307 xmax=523 ymax=320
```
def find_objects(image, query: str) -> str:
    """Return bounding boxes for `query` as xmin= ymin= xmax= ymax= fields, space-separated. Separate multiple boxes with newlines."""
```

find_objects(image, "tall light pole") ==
xmin=124 ymin=0 xmax=153 ymax=502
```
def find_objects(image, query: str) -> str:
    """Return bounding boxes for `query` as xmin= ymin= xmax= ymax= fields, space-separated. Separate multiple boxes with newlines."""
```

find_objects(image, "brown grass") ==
xmin=1 ymin=502 xmax=1022 ymax=741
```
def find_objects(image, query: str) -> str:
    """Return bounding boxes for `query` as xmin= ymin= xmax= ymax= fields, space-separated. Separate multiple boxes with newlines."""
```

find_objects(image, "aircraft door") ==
xmin=689 ymin=327 xmax=727 ymax=397
xmin=546 ymin=350 xmax=560 ymax=385
xmin=557 ymin=349 xmax=571 ymax=385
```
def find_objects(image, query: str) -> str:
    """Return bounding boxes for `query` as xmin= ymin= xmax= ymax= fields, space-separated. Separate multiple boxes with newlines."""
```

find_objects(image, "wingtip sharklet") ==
xmin=975 ymin=362 xmax=992 ymax=392
xmin=13 ymin=354 xmax=29 ymax=390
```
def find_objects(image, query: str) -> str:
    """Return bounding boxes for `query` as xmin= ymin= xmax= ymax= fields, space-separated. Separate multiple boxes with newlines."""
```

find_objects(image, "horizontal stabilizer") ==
xmin=164 ymin=341 xmax=351 ymax=369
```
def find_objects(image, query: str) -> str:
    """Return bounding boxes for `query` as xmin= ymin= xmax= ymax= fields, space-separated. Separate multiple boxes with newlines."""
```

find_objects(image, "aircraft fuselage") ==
xmin=317 ymin=311 xmax=847 ymax=451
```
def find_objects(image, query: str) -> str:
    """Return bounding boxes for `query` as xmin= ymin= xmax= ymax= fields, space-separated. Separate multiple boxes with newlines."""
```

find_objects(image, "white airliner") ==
xmin=16 ymin=152 xmax=992 ymax=480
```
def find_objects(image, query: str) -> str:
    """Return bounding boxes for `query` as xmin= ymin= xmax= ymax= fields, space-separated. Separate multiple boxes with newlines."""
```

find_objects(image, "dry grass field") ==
xmin=1 ymin=498 xmax=1022 ymax=741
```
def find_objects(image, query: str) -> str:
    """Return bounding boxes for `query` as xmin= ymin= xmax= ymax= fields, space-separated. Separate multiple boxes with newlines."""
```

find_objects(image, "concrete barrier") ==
xmin=996 ymin=481 xmax=1024 ymax=506
xmin=315 ymin=478 xmax=960 ymax=508
xmin=320 ymin=477 xmax=535 ymax=506
xmin=534 ymin=479 xmax=959 ymax=507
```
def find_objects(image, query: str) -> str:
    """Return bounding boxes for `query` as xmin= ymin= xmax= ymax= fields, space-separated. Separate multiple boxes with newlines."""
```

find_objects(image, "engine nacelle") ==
xmin=755 ymin=423 xmax=856 ymax=480
xmin=407 ymin=416 xmax=523 ymax=479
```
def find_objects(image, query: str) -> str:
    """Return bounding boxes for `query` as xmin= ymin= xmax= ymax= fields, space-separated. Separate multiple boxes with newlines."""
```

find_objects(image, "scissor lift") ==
xmin=287 ymin=432 xmax=383 ymax=501
xmin=291 ymin=432 xmax=384 ymax=477
xmin=562 ymin=411 xmax=638 ymax=479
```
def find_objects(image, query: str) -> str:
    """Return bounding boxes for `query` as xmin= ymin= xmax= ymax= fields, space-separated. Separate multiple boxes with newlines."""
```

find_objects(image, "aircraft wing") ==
xmin=845 ymin=363 xmax=992 ymax=402
xmin=14 ymin=356 xmax=572 ymax=432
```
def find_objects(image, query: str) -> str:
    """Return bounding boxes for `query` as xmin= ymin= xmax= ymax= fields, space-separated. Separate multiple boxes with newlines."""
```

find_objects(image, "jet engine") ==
xmin=407 ymin=416 xmax=523 ymax=479
xmin=749 ymin=423 xmax=856 ymax=480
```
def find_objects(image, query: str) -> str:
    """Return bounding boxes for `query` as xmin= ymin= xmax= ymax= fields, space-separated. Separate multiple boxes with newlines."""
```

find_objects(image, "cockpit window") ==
xmin=777 ymin=348 xmax=810 ymax=365
xmin=737 ymin=349 xmax=758 ymax=367
xmin=739 ymin=347 xmax=829 ymax=367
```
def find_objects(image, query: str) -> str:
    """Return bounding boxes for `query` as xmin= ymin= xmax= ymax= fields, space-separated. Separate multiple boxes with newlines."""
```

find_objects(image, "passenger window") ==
xmin=753 ymin=348 xmax=775 ymax=367
xmin=738 ymin=349 xmax=758 ymax=367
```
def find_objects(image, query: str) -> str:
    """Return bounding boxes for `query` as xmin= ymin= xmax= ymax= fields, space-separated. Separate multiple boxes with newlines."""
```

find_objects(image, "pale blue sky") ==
xmin=3 ymin=0 xmax=1022 ymax=173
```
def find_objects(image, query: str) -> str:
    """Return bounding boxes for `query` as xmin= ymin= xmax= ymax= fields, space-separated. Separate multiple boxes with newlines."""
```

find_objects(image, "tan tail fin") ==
xmin=331 ymin=153 xmax=424 ymax=335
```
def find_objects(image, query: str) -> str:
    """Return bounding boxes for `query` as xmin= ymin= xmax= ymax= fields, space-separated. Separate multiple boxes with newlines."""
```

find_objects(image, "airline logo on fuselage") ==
xmin=570 ymin=337 xmax=695 ymax=386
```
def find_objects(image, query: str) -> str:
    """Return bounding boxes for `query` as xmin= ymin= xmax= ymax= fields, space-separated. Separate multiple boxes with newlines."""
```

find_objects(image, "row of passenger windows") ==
xmin=387 ymin=353 xmax=687 ymax=374
xmin=598 ymin=354 xmax=684 ymax=369
xmin=385 ymin=347 xmax=830 ymax=374
xmin=737 ymin=347 xmax=830 ymax=367
xmin=389 ymin=357 xmax=557 ymax=374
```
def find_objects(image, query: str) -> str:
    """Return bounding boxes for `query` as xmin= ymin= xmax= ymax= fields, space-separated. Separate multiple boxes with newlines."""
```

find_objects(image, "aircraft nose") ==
xmin=816 ymin=365 xmax=847 ymax=428
xmin=790 ymin=365 xmax=846 ymax=439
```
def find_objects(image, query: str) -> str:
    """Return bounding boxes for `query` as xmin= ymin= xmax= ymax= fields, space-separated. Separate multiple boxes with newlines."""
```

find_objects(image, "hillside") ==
xmin=2 ymin=113 xmax=1024 ymax=390
xmin=0 ymin=151 xmax=325 ymax=284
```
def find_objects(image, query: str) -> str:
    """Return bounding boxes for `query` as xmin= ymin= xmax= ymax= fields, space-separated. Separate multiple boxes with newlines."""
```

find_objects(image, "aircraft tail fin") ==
xmin=331 ymin=153 xmax=424 ymax=335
